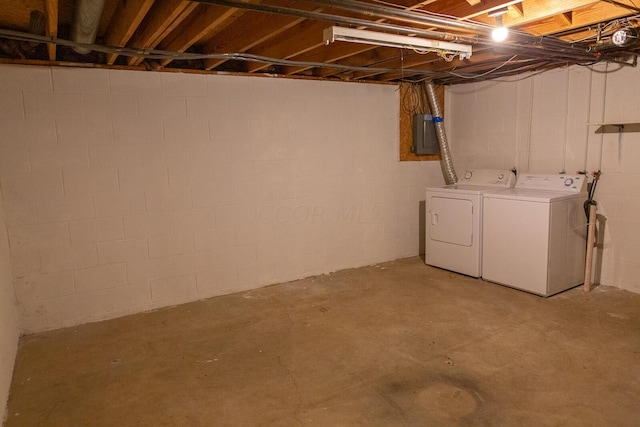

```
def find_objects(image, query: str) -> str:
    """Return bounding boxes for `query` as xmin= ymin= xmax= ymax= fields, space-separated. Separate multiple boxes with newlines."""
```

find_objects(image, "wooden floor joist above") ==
xmin=0 ymin=0 xmax=638 ymax=84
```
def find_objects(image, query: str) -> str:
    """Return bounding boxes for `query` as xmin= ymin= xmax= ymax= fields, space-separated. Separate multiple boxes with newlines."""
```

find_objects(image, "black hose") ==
xmin=584 ymin=199 xmax=597 ymax=220
xmin=583 ymin=172 xmax=600 ymax=220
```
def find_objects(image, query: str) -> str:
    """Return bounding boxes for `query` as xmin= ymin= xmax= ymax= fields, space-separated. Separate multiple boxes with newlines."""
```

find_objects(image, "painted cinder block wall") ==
xmin=445 ymin=64 xmax=640 ymax=293
xmin=0 ymin=65 xmax=444 ymax=334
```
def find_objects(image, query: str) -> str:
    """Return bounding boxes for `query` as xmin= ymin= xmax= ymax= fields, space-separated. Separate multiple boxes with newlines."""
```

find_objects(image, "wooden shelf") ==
xmin=590 ymin=122 xmax=640 ymax=134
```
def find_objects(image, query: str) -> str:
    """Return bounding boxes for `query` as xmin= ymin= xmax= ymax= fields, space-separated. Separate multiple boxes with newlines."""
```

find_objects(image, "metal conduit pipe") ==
xmin=197 ymin=0 xmax=595 ymax=62
xmin=424 ymin=82 xmax=457 ymax=185
xmin=478 ymin=43 xmax=596 ymax=61
xmin=304 ymin=0 xmax=592 ymax=55
xmin=0 ymin=29 xmax=447 ymax=78
xmin=307 ymin=0 xmax=489 ymax=33
xmin=71 ymin=0 xmax=106 ymax=54
xmin=195 ymin=0 xmax=474 ymax=43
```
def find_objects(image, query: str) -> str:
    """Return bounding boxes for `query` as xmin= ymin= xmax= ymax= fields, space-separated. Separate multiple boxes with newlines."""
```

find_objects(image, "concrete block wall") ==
xmin=0 ymin=65 xmax=443 ymax=334
xmin=0 ymin=198 xmax=18 ymax=424
xmin=591 ymin=64 xmax=640 ymax=293
xmin=443 ymin=79 xmax=519 ymax=171
xmin=445 ymin=64 xmax=640 ymax=293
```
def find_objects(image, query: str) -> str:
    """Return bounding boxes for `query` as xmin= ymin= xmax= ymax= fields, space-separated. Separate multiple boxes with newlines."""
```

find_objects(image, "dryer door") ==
xmin=429 ymin=197 xmax=473 ymax=247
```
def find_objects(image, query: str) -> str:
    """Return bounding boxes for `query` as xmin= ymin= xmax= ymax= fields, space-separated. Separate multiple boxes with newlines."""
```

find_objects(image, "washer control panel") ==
xmin=515 ymin=174 xmax=587 ymax=192
xmin=459 ymin=169 xmax=516 ymax=187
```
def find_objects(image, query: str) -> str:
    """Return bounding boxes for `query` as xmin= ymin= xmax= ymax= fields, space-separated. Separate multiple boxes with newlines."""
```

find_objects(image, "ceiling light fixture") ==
xmin=323 ymin=26 xmax=472 ymax=60
xmin=489 ymin=7 xmax=509 ymax=42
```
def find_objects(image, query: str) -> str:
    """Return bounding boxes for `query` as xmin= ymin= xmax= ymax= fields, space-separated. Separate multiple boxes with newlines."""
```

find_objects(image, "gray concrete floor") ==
xmin=5 ymin=257 xmax=640 ymax=426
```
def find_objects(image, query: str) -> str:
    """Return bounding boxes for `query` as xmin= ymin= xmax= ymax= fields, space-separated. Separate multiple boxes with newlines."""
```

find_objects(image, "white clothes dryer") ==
xmin=482 ymin=174 xmax=588 ymax=296
xmin=425 ymin=169 xmax=516 ymax=278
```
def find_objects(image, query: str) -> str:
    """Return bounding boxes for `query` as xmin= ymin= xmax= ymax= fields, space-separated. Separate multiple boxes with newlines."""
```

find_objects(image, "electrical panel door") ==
xmin=412 ymin=114 xmax=440 ymax=155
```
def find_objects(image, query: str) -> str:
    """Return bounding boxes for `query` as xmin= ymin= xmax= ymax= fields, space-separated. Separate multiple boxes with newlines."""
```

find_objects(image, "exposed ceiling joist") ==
xmin=246 ymin=20 xmax=329 ymax=73
xmin=202 ymin=0 xmax=318 ymax=70
xmin=157 ymin=4 xmax=243 ymax=67
xmin=104 ymin=0 xmax=155 ymax=65
xmin=0 ymin=0 xmax=639 ymax=85
xmin=554 ymin=12 xmax=574 ymax=27
xmin=510 ymin=3 xmax=525 ymax=17
xmin=44 ymin=0 xmax=58 ymax=61
xmin=281 ymin=43 xmax=375 ymax=76
xmin=126 ymin=0 xmax=198 ymax=66
xmin=523 ymin=2 xmax=637 ymax=38
xmin=475 ymin=0 xmax=633 ymax=27
xmin=424 ymin=0 xmax=525 ymax=20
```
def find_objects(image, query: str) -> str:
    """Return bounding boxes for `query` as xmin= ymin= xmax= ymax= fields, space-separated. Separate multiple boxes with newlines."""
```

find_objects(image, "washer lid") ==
xmin=483 ymin=188 xmax=587 ymax=202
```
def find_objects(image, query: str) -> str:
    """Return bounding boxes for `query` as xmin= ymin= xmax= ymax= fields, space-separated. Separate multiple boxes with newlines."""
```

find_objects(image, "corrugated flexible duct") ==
xmin=424 ymin=82 xmax=458 ymax=185
xmin=71 ymin=0 xmax=106 ymax=54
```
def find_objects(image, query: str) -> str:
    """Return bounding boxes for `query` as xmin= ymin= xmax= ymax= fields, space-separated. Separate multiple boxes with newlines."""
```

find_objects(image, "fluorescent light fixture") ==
xmin=323 ymin=26 xmax=472 ymax=60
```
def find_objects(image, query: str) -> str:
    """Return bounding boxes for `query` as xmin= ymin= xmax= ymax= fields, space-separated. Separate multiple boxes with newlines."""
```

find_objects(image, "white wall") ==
xmin=445 ymin=64 xmax=640 ymax=293
xmin=593 ymin=64 xmax=640 ymax=293
xmin=0 ymin=65 xmax=443 ymax=333
xmin=0 ymin=198 xmax=19 ymax=424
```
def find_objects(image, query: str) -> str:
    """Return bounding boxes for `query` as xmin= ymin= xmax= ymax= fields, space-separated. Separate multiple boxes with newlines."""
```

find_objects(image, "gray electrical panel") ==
xmin=412 ymin=113 xmax=440 ymax=155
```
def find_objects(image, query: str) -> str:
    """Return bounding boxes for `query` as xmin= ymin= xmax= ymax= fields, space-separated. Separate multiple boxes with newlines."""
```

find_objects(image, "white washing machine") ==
xmin=482 ymin=174 xmax=588 ymax=296
xmin=425 ymin=169 xmax=516 ymax=278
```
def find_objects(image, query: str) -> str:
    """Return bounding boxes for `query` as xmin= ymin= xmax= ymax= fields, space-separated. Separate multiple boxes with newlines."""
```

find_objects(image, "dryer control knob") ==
xmin=464 ymin=171 xmax=472 ymax=179
xmin=498 ymin=174 xmax=504 ymax=180
xmin=564 ymin=178 xmax=574 ymax=186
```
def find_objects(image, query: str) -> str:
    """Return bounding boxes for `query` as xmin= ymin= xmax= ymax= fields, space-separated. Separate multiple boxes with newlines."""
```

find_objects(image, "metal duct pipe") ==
xmin=29 ymin=10 xmax=46 ymax=36
xmin=28 ymin=10 xmax=46 ymax=48
xmin=71 ymin=0 xmax=106 ymax=54
xmin=424 ymin=82 xmax=457 ymax=185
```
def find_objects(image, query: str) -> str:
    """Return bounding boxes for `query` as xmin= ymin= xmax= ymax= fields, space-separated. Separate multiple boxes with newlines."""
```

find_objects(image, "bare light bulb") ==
xmin=492 ymin=26 xmax=509 ymax=42
xmin=491 ymin=15 xmax=509 ymax=42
